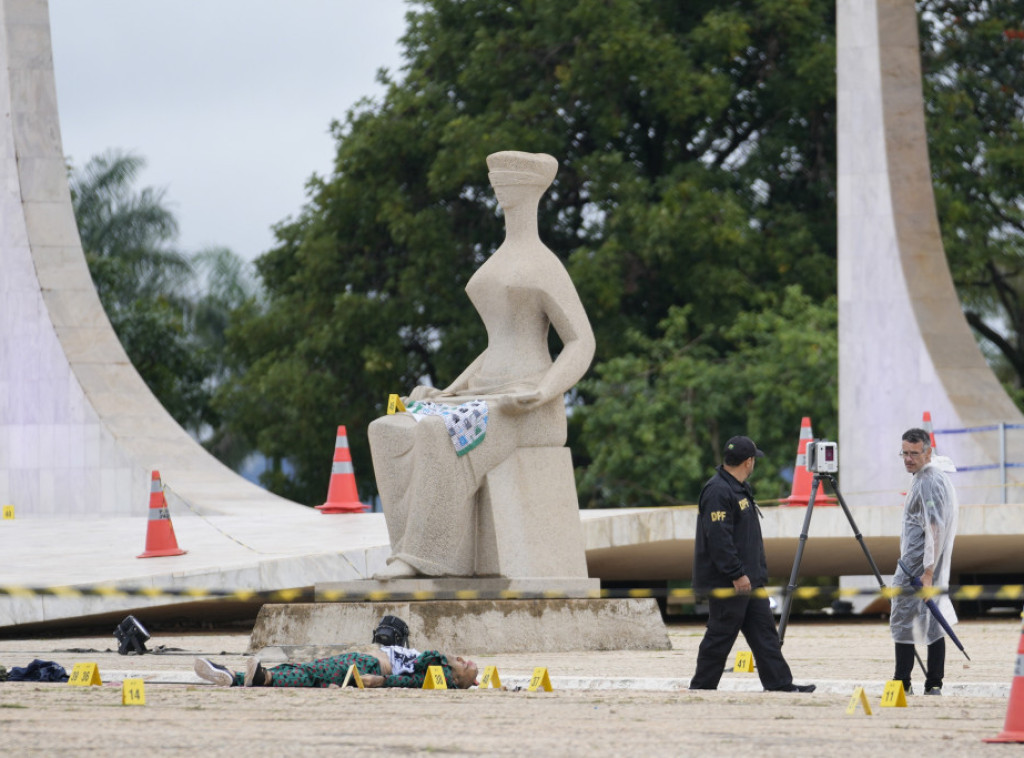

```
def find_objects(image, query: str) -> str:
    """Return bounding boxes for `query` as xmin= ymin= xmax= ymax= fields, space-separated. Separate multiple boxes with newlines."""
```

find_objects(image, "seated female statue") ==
xmin=369 ymin=150 xmax=595 ymax=579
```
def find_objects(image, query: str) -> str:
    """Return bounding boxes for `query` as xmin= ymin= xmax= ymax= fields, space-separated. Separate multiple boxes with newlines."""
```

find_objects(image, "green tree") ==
xmin=71 ymin=149 xmax=189 ymax=303
xmin=577 ymin=287 xmax=837 ymax=507
xmin=71 ymin=150 xmax=259 ymax=448
xmin=187 ymin=247 xmax=263 ymax=467
xmin=216 ymin=0 xmax=838 ymax=506
xmin=919 ymin=1 xmax=1024 ymax=401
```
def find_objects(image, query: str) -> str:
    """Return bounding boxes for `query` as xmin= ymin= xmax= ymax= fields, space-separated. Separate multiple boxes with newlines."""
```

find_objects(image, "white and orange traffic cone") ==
xmin=315 ymin=426 xmax=368 ymax=514
xmin=782 ymin=417 xmax=836 ymax=507
xmin=137 ymin=471 xmax=186 ymax=558
xmin=984 ymin=611 xmax=1024 ymax=743
xmin=922 ymin=411 xmax=937 ymax=450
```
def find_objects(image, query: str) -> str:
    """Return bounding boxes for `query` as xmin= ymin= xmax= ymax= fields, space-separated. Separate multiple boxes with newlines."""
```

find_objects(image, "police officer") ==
xmin=688 ymin=436 xmax=815 ymax=692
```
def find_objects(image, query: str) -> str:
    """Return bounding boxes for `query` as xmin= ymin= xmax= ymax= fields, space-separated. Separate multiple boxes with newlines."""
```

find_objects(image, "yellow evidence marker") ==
xmin=2 ymin=505 xmax=13 ymax=520
xmin=528 ymin=667 xmax=553 ymax=692
xmin=386 ymin=394 xmax=407 ymax=414
xmin=67 ymin=663 xmax=102 ymax=686
xmin=341 ymin=665 xmax=365 ymax=689
xmin=880 ymin=680 xmax=908 ymax=708
xmin=845 ymin=686 xmax=873 ymax=715
xmin=122 ymin=678 xmax=146 ymax=705
xmin=733 ymin=651 xmax=755 ymax=672
xmin=479 ymin=666 xmax=502 ymax=689
xmin=422 ymin=665 xmax=448 ymax=689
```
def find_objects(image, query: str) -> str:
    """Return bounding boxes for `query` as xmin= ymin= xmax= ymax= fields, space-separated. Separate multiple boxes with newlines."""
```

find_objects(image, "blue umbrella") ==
xmin=897 ymin=559 xmax=971 ymax=661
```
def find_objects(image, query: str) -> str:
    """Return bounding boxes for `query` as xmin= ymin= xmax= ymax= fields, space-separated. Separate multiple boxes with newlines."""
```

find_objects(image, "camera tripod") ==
xmin=776 ymin=472 xmax=932 ymax=680
xmin=776 ymin=472 xmax=886 ymax=643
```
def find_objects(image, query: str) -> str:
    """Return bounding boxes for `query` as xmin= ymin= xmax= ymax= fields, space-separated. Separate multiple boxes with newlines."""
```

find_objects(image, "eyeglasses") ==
xmin=898 ymin=450 xmax=923 ymax=458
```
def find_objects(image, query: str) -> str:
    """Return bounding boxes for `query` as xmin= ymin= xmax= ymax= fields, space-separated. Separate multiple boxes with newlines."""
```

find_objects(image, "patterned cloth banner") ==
xmin=406 ymin=400 xmax=488 ymax=456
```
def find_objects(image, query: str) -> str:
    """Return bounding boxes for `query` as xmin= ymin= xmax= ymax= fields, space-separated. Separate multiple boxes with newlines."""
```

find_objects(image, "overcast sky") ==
xmin=49 ymin=1 xmax=409 ymax=262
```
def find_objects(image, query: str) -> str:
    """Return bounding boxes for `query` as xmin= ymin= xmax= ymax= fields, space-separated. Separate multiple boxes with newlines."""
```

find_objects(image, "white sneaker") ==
xmin=194 ymin=657 xmax=234 ymax=687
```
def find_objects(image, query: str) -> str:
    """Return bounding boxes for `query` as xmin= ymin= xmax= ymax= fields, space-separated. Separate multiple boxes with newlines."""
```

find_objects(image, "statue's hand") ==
xmin=407 ymin=385 xmax=442 ymax=402
xmin=497 ymin=390 xmax=545 ymax=415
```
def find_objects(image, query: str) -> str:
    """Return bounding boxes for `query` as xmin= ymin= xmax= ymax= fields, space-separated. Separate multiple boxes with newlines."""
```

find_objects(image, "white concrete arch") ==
xmin=1 ymin=0 xmax=298 ymax=517
xmin=837 ymin=0 xmax=1024 ymax=506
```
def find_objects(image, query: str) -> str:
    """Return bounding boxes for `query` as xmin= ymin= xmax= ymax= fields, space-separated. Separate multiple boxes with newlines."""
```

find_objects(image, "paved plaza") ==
xmin=0 ymin=617 xmax=1020 ymax=755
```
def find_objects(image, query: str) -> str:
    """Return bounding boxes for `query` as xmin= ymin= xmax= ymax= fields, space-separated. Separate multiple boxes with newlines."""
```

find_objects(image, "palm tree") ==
xmin=70 ymin=150 xmax=192 ymax=307
xmin=69 ymin=149 xmax=259 ymax=460
xmin=188 ymin=245 xmax=265 ymax=469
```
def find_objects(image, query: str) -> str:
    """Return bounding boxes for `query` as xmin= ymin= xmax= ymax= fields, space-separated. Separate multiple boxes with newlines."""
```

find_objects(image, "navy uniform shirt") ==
xmin=693 ymin=465 xmax=767 ymax=592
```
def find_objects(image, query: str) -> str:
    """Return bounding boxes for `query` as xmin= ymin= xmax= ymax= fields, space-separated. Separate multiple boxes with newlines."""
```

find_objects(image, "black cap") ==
xmin=723 ymin=436 xmax=765 ymax=465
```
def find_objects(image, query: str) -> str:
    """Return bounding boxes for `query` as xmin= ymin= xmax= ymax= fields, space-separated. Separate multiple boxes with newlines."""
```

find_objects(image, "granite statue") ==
xmin=369 ymin=151 xmax=595 ymax=580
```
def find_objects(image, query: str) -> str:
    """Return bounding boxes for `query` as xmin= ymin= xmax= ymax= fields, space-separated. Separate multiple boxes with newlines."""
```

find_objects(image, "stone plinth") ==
xmin=476 ymin=447 xmax=589 ymax=577
xmin=248 ymin=598 xmax=669 ymax=655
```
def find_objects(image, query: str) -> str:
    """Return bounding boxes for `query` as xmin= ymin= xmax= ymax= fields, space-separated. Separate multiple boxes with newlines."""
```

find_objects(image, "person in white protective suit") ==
xmin=891 ymin=427 xmax=959 ymax=695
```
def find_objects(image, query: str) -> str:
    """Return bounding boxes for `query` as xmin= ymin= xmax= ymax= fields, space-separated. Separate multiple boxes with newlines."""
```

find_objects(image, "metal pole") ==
xmin=827 ymin=473 xmax=885 ymax=587
xmin=1000 ymin=421 xmax=1007 ymax=505
xmin=777 ymin=475 xmax=820 ymax=644
xmin=832 ymin=477 xmax=927 ymax=678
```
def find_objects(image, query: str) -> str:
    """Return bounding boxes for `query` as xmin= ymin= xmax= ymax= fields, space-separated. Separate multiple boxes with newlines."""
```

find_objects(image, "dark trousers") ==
xmin=894 ymin=638 xmax=945 ymax=691
xmin=689 ymin=594 xmax=794 ymax=690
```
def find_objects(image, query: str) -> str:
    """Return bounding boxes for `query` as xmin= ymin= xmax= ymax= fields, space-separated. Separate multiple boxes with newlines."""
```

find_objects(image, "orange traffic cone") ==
xmin=922 ymin=411 xmax=937 ymax=450
xmin=984 ymin=612 xmax=1024 ymax=743
xmin=782 ymin=417 xmax=836 ymax=507
xmin=137 ymin=471 xmax=186 ymax=558
xmin=315 ymin=426 xmax=368 ymax=514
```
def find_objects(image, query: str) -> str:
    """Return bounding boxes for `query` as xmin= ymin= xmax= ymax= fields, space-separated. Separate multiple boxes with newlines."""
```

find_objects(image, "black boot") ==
xmin=924 ymin=638 xmax=945 ymax=693
xmin=894 ymin=643 xmax=916 ymax=694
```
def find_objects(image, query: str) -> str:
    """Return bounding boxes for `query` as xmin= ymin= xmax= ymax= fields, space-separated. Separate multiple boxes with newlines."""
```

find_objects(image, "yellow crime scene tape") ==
xmin=0 ymin=584 xmax=1021 ymax=603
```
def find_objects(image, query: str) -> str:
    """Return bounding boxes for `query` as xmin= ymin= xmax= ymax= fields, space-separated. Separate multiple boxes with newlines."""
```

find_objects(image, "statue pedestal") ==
xmin=248 ymin=584 xmax=668 ymax=654
xmin=316 ymin=577 xmax=600 ymax=598
xmin=476 ymin=447 xmax=590 ymax=577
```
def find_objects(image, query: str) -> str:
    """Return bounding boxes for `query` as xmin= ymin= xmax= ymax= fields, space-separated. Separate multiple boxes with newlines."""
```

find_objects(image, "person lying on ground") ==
xmin=194 ymin=646 xmax=479 ymax=690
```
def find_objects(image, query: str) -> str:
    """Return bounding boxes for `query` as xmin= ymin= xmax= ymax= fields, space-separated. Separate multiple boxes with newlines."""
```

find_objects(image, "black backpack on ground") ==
xmin=371 ymin=615 xmax=410 ymax=647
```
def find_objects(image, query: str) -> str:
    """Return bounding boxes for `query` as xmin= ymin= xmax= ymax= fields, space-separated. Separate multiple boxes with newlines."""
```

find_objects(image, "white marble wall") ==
xmin=837 ymin=0 xmax=1024 ymax=506
xmin=1 ymin=1 xmax=137 ymax=516
xmin=1 ymin=0 xmax=300 ymax=518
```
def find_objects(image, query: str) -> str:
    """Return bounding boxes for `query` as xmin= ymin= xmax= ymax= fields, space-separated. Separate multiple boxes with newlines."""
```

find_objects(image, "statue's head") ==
xmin=486 ymin=151 xmax=558 ymax=190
